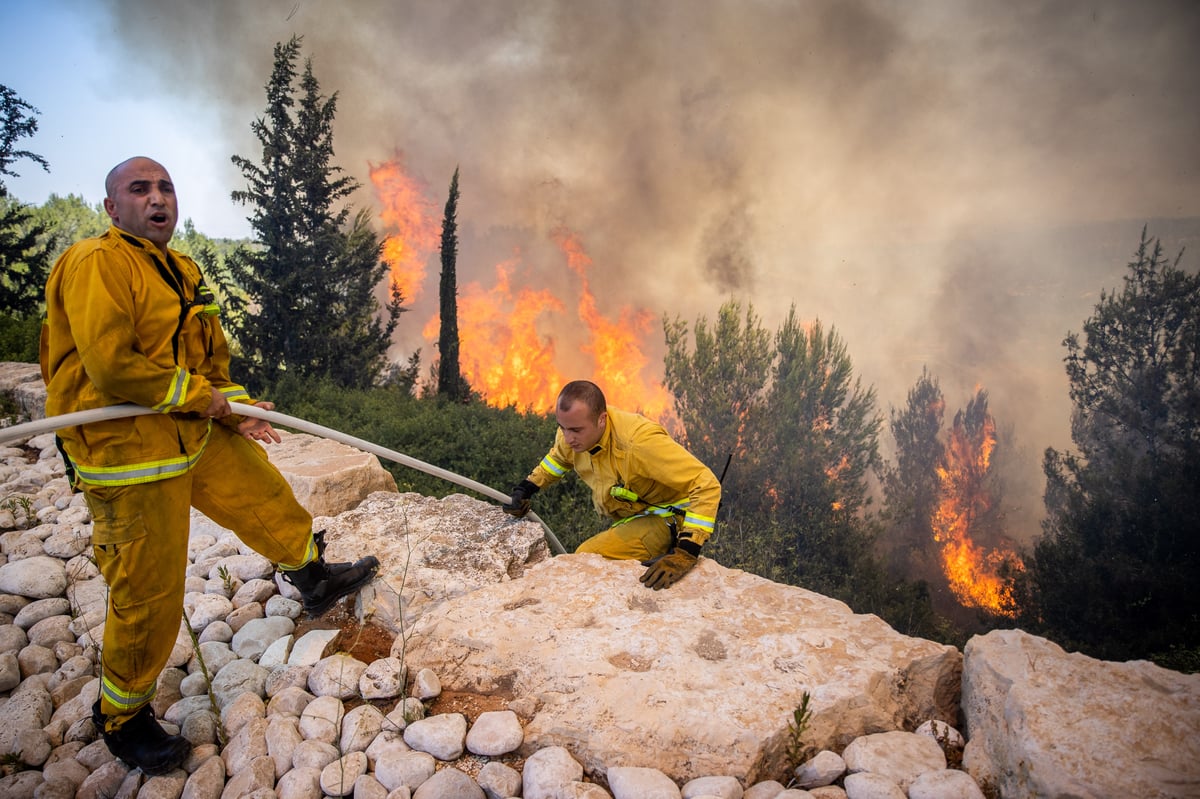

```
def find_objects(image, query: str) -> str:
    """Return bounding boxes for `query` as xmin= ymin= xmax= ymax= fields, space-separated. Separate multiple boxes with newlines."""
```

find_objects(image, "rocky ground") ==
xmin=0 ymin=429 xmax=981 ymax=799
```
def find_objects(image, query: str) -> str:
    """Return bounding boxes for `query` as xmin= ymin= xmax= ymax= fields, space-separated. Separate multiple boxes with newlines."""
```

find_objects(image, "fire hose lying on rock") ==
xmin=0 ymin=401 xmax=567 ymax=555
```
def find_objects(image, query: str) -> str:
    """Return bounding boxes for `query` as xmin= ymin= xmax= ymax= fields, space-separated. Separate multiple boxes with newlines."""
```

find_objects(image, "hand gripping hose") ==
xmin=0 ymin=402 xmax=566 ymax=555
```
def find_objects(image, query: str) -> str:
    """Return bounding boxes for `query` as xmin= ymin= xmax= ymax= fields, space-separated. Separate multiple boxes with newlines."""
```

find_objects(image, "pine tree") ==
xmin=881 ymin=368 xmax=945 ymax=579
xmin=1021 ymin=229 xmax=1200 ymax=663
xmin=0 ymin=84 xmax=52 ymax=317
xmin=756 ymin=312 xmax=882 ymax=593
xmin=663 ymin=302 xmax=882 ymax=591
xmin=664 ymin=300 xmax=941 ymax=638
xmin=0 ymin=85 xmax=49 ymax=188
xmin=227 ymin=37 xmax=402 ymax=391
xmin=437 ymin=167 xmax=469 ymax=400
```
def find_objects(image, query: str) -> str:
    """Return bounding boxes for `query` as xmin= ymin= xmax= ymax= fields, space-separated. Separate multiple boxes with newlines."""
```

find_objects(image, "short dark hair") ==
xmin=557 ymin=380 xmax=606 ymax=418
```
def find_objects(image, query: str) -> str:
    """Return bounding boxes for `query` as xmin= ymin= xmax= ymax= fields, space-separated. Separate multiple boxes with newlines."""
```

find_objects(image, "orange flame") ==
xmin=371 ymin=158 xmax=674 ymax=422
xmin=552 ymin=228 xmax=673 ymax=421
xmin=931 ymin=402 xmax=1024 ymax=617
xmin=422 ymin=255 xmax=567 ymax=410
xmin=369 ymin=156 xmax=440 ymax=303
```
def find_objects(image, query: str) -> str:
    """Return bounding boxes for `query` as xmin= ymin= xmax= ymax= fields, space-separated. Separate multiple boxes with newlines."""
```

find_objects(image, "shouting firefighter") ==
xmin=40 ymin=156 xmax=380 ymax=775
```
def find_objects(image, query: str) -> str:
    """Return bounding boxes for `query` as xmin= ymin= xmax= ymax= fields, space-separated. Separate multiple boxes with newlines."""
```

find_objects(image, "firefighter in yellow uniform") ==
xmin=40 ymin=157 xmax=378 ymax=776
xmin=503 ymin=380 xmax=721 ymax=588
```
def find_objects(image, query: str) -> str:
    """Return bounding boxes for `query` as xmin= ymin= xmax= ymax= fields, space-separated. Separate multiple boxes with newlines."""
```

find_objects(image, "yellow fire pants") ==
xmin=84 ymin=424 xmax=315 ymax=727
xmin=574 ymin=514 xmax=674 ymax=561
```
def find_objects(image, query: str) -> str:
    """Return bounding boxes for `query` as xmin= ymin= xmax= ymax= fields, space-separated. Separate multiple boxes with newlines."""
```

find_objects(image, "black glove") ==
xmin=502 ymin=479 xmax=539 ymax=518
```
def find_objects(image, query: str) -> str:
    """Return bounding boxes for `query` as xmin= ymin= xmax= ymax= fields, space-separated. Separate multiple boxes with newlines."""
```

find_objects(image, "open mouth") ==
xmin=150 ymin=213 xmax=169 ymax=224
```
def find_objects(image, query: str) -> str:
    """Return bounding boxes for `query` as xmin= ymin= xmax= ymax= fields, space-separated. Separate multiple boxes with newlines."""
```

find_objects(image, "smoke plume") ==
xmin=101 ymin=0 xmax=1200 ymax=541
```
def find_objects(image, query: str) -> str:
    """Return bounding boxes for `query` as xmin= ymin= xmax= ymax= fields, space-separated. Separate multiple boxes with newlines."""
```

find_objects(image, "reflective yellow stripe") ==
xmin=197 ymin=285 xmax=220 ymax=316
xmin=73 ymin=427 xmax=210 ymax=486
xmin=153 ymin=367 xmax=190 ymax=413
xmin=539 ymin=454 xmax=567 ymax=478
xmin=684 ymin=511 xmax=717 ymax=533
xmin=277 ymin=535 xmax=319 ymax=571
xmin=220 ymin=384 xmax=251 ymax=403
xmin=101 ymin=674 xmax=155 ymax=711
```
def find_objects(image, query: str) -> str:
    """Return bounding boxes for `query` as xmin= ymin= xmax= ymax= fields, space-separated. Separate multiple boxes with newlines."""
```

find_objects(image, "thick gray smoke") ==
xmin=101 ymin=0 xmax=1200 ymax=540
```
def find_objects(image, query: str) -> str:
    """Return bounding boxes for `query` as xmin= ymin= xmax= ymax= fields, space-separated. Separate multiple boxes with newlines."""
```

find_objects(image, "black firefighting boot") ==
xmin=92 ymin=700 xmax=190 ymax=776
xmin=282 ymin=530 xmax=380 ymax=617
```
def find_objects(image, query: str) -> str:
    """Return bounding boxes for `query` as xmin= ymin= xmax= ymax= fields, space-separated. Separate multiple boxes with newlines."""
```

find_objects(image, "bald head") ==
xmin=105 ymin=156 xmax=168 ymax=199
xmin=103 ymin=157 xmax=178 ymax=254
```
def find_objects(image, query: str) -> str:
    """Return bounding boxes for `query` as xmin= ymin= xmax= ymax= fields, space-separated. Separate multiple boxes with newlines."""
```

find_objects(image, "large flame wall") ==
xmin=373 ymin=156 xmax=672 ymax=422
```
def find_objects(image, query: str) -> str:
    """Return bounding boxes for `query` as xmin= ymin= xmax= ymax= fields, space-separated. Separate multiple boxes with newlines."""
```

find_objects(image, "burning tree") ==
xmin=369 ymin=155 xmax=673 ymax=415
xmin=1023 ymin=229 xmax=1200 ymax=664
xmin=882 ymin=376 xmax=1026 ymax=621
xmin=931 ymin=390 xmax=1023 ymax=618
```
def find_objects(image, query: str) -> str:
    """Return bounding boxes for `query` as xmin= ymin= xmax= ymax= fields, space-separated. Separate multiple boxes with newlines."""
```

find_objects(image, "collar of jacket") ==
xmin=588 ymin=407 xmax=622 ymax=456
xmin=110 ymin=225 xmax=166 ymax=254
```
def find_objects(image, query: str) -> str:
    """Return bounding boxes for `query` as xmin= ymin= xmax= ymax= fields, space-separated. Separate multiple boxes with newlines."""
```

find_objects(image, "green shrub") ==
xmin=0 ymin=313 xmax=40 ymax=362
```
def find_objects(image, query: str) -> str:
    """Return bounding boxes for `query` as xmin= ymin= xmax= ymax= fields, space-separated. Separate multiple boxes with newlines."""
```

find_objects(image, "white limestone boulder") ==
xmin=266 ymin=432 xmax=398 ymax=518
xmin=402 ymin=553 xmax=961 ymax=785
xmin=313 ymin=491 xmax=551 ymax=631
xmin=0 ymin=556 xmax=68 ymax=599
xmin=962 ymin=628 xmax=1200 ymax=799
xmin=0 ymin=361 xmax=44 ymax=420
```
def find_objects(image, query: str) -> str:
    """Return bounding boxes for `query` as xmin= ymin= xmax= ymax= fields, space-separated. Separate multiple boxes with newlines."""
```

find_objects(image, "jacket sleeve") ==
xmin=60 ymin=250 xmax=213 ymax=415
xmin=632 ymin=428 xmax=722 ymax=546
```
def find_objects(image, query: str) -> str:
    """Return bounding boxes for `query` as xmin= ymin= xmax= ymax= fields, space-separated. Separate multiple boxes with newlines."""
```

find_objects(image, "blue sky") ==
xmin=2 ymin=1 xmax=255 ymax=237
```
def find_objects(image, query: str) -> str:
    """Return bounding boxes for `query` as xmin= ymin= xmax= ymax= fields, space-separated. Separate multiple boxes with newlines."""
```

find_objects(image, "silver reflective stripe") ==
xmin=73 ymin=429 xmax=210 ymax=486
xmin=539 ymin=454 xmax=567 ymax=478
xmin=153 ymin=367 xmax=190 ymax=412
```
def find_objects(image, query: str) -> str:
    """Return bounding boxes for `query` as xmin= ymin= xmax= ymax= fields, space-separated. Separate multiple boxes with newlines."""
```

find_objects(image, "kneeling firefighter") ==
xmin=503 ymin=380 xmax=721 ymax=589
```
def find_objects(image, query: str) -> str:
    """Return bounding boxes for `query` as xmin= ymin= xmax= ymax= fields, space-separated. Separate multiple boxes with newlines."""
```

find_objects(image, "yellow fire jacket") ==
xmin=40 ymin=226 xmax=252 ymax=486
xmin=526 ymin=407 xmax=721 ymax=545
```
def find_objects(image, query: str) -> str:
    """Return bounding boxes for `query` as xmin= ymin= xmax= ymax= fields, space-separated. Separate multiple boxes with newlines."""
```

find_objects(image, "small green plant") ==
xmin=217 ymin=564 xmax=234 ymax=594
xmin=785 ymin=691 xmax=814 ymax=773
xmin=1 ymin=495 xmax=34 ymax=527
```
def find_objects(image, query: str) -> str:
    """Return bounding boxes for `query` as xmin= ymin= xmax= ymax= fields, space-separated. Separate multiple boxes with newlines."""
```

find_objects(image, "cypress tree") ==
xmin=437 ymin=167 xmax=468 ymax=400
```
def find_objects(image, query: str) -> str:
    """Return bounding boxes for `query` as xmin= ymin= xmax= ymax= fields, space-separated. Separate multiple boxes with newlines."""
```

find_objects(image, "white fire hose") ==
xmin=0 ymin=401 xmax=566 ymax=555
